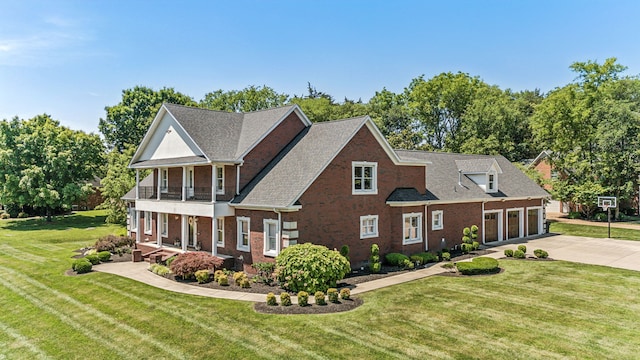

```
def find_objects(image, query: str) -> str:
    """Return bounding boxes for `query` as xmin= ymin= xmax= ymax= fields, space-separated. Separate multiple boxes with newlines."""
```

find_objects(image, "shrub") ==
xmin=280 ymin=292 xmax=292 ymax=306
xmin=165 ymin=255 xmax=177 ymax=268
xmin=217 ymin=274 xmax=229 ymax=286
xmin=0 ymin=213 xmax=9 ymax=219
xmin=97 ymin=251 xmax=111 ymax=262
xmin=150 ymin=264 xmax=170 ymax=276
xmin=275 ymin=243 xmax=351 ymax=293
xmin=340 ymin=245 xmax=350 ymax=262
xmin=517 ymin=245 xmax=527 ymax=253
xmin=533 ymin=249 xmax=549 ymax=258
xmin=239 ymin=278 xmax=251 ymax=288
xmin=513 ymin=249 xmax=525 ymax=259
xmin=195 ymin=269 xmax=211 ymax=284
xmin=462 ymin=236 xmax=471 ymax=244
xmin=95 ymin=234 xmax=134 ymax=252
xmin=169 ymin=252 xmax=223 ymax=279
xmin=463 ymin=227 xmax=471 ymax=236
xmin=442 ymin=262 xmax=456 ymax=269
xmin=266 ymin=292 xmax=277 ymax=306
xmin=594 ymin=212 xmax=607 ymax=222
xmin=251 ymin=262 xmax=275 ymax=285
xmin=411 ymin=252 xmax=438 ymax=265
xmin=385 ymin=253 xmax=409 ymax=266
xmin=568 ymin=211 xmax=581 ymax=219
xmin=233 ymin=271 xmax=246 ymax=285
xmin=504 ymin=249 xmax=514 ymax=257
xmin=339 ymin=288 xmax=350 ymax=300
xmin=470 ymin=225 xmax=479 ymax=235
xmin=472 ymin=241 xmax=480 ymax=251
xmin=370 ymin=262 xmax=381 ymax=273
xmin=314 ymin=291 xmax=326 ymax=305
xmin=72 ymin=259 xmax=92 ymax=274
xmin=441 ymin=252 xmax=451 ymax=261
xmin=401 ymin=258 xmax=415 ymax=270
xmin=298 ymin=291 xmax=309 ymax=306
xmin=461 ymin=243 xmax=472 ymax=254
xmin=455 ymin=257 xmax=499 ymax=275
xmin=327 ymin=288 xmax=339 ymax=303
xmin=369 ymin=244 xmax=381 ymax=273
xmin=17 ymin=211 xmax=29 ymax=218
xmin=85 ymin=254 xmax=100 ymax=265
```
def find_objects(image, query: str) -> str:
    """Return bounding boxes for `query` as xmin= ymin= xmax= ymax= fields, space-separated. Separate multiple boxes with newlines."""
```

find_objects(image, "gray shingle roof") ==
xmin=455 ymin=158 xmax=501 ymax=173
xmin=163 ymin=103 xmax=297 ymax=162
xmin=232 ymin=116 xmax=368 ymax=208
xmin=395 ymin=150 xmax=549 ymax=202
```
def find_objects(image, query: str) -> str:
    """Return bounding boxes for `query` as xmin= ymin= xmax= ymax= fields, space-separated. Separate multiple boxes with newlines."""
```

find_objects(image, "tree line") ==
xmin=1 ymin=57 xmax=638 ymax=222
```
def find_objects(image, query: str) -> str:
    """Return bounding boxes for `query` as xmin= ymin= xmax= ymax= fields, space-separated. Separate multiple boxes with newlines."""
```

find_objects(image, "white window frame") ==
xmin=432 ymin=210 xmax=443 ymax=230
xmin=236 ymin=217 xmax=250 ymax=252
xmin=487 ymin=171 xmax=498 ymax=193
xmin=130 ymin=208 xmax=137 ymax=231
xmin=216 ymin=218 xmax=224 ymax=247
xmin=144 ymin=211 xmax=152 ymax=235
xmin=360 ymin=215 xmax=379 ymax=239
xmin=403 ymin=212 xmax=423 ymax=245
xmin=263 ymin=219 xmax=280 ymax=257
xmin=160 ymin=213 xmax=168 ymax=237
xmin=216 ymin=166 xmax=224 ymax=194
xmin=160 ymin=168 xmax=168 ymax=193
xmin=352 ymin=161 xmax=378 ymax=195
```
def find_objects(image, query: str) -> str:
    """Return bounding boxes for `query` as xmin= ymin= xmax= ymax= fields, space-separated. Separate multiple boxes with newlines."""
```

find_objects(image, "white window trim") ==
xmin=487 ymin=171 xmax=498 ymax=193
xmin=403 ymin=212 xmax=423 ymax=245
xmin=160 ymin=168 xmax=168 ymax=193
xmin=144 ymin=211 xmax=152 ymax=235
xmin=263 ymin=219 xmax=280 ymax=257
xmin=352 ymin=161 xmax=378 ymax=195
xmin=130 ymin=208 xmax=137 ymax=231
xmin=216 ymin=218 xmax=225 ymax=248
xmin=216 ymin=166 xmax=224 ymax=194
xmin=432 ymin=210 xmax=443 ymax=231
xmin=506 ymin=207 xmax=524 ymax=240
xmin=360 ymin=215 xmax=379 ymax=239
xmin=161 ymin=213 xmax=168 ymax=237
xmin=236 ymin=217 xmax=250 ymax=252
xmin=483 ymin=209 xmax=504 ymax=243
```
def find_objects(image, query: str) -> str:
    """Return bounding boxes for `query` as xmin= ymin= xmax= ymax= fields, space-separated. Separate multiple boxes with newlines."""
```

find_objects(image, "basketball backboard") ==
xmin=597 ymin=196 xmax=617 ymax=209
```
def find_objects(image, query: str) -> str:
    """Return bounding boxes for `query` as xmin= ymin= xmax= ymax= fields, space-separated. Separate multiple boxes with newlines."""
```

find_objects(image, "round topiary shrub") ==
xmin=314 ymin=291 xmax=326 ymax=305
xmin=504 ymin=249 xmax=514 ymax=257
xmin=280 ymin=292 xmax=292 ymax=306
xmin=240 ymin=277 xmax=251 ymax=288
xmin=266 ymin=292 xmax=277 ymax=306
xmin=297 ymin=291 xmax=309 ymax=306
xmin=517 ymin=245 xmax=527 ymax=253
xmin=472 ymin=241 xmax=480 ymax=251
xmin=217 ymin=274 xmax=229 ymax=286
xmin=339 ymin=288 xmax=350 ymax=300
xmin=195 ymin=269 xmax=211 ymax=284
xmin=97 ymin=251 xmax=111 ymax=262
xmin=72 ymin=259 xmax=92 ymax=274
xmin=513 ymin=250 xmax=525 ymax=259
xmin=441 ymin=252 xmax=451 ymax=261
xmin=85 ymin=254 xmax=100 ymax=265
xmin=533 ymin=249 xmax=549 ymax=259
xmin=455 ymin=257 xmax=499 ymax=275
xmin=275 ymin=243 xmax=351 ymax=293
xmin=327 ymin=288 xmax=339 ymax=303
xmin=385 ymin=253 xmax=410 ymax=266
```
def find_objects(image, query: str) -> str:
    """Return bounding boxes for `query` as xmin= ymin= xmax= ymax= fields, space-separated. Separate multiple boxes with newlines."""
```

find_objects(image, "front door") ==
xmin=484 ymin=212 xmax=499 ymax=242
xmin=508 ymin=210 xmax=520 ymax=239
xmin=187 ymin=167 xmax=194 ymax=198
xmin=188 ymin=216 xmax=197 ymax=247
xmin=528 ymin=209 xmax=540 ymax=236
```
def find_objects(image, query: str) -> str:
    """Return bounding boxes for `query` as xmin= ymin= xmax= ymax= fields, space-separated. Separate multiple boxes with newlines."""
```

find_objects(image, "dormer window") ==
xmin=487 ymin=172 xmax=498 ymax=193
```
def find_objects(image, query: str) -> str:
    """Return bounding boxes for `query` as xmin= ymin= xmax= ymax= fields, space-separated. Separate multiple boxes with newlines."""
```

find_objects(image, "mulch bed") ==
xmin=254 ymin=297 xmax=363 ymax=315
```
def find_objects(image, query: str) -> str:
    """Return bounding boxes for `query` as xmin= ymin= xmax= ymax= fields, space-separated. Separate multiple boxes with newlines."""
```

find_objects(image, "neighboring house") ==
xmin=124 ymin=103 xmax=549 ymax=270
xmin=527 ymin=150 xmax=568 ymax=214
xmin=73 ymin=177 xmax=105 ymax=211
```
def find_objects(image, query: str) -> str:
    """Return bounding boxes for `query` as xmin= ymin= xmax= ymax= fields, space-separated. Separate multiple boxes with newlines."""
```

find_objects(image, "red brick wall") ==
xmin=217 ymin=165 xmax=236 ymax=202
xmin=295 ymin=126 xmax=426 ymax=265
xmin=168 ymin=168 xmax=182 ymax=189
xmin=166 ymin=214 xmax=181 ymax=246
xmin=193 ymin=165 xmax=212 ymax=190
xmin=239 ymin=113 xmax=306 ymax=190
xmin=426 ymin=202 xmax=483 ymax=251
xmin=197 ymin=217 xmax=213 ymax=252
xmin=139 ymin=211 xmax=157 ymax=243
xmin=534 ymin=160 xmax=553 ymax=190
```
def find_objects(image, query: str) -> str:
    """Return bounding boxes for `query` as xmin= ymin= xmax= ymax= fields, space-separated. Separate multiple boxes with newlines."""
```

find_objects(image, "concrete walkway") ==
xmin=96 ymin=234 xmax=640 ymax=303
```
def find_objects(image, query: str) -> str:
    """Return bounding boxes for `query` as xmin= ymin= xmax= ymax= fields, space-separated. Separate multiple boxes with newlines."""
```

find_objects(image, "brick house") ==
xmin=124 ymin=103 xmax=549 ymax=270
xmin=528 ymin=150 xmax=568 ymax=214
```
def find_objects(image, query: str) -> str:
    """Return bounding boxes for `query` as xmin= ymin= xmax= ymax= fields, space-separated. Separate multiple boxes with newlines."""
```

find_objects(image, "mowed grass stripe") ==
xmin=0 ymin=244 xmax=47 ymax=263
xmin=0 ymin=321 xmax=51 ymax=360
xmin=0 ymin=266 xmax=188 ymax=360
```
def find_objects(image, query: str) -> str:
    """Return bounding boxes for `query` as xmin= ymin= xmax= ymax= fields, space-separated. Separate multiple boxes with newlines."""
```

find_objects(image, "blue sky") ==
xmin=1 ymin=0 xmax=639 ymax=134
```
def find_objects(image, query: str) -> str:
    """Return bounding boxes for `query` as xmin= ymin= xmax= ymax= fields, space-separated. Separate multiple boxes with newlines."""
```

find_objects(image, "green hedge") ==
xmin=385 ymin=253 xmax=409 ymax=266
xmin=456 ymin=257 xmax=499 ymax=275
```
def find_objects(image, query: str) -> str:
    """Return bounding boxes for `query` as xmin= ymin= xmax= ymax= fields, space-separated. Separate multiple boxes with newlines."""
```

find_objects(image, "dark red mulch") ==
xmin=254 ymin=297 xmax=363 ymax=315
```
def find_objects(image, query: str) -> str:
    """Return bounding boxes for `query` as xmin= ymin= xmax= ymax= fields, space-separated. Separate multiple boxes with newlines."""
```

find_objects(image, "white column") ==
xmin=157 ymin=212 xmax=162 ymax=247
xmin=181 ymin=215 xmax=188 ymax=252
xmin=135 ymin=169 xmax=140 ymax=200
xmin=157 ymin=169 xmax=161 ymax=200
xmin=182 ymin=166 xmax=187 ymax=201
xmin=211 ymin=164 xmax=217 ymax=203
xmin=135 ymin=211 xmax=140 ymax=243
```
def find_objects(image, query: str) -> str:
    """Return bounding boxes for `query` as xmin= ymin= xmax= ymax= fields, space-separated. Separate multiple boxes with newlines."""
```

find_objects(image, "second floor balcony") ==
xmin=138 ymin=186 xmax=213 ymax=202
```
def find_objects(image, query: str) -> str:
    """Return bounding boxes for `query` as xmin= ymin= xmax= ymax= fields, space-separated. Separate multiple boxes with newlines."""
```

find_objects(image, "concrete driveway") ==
xmin=486 ymin=234 xmax=640 ymax=272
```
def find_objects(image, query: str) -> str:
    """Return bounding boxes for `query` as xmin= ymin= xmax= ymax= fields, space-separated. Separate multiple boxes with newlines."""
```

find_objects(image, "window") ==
xmin=216 ymin=167 xmax=224 ymax=194
xmin=160 ymin=169 xmax=168 ymax=192
xmin=263 ymin=219 xmax=279 ymax=256
xmin=129 ymin=208 xmax=137 ymax=231
xmin=216 ymin=218 xmax=224 ymax=247
xmin=237 ymin=217 xmax=250 ymax=252
xmin=432 ymin=210 xmax=443 ymax=230
xmin=360 ymin=215 xmax=379 ymax=239
xmin=161 ymin=213 xmax=168 ymax=237
xmin=487 ymin=172 xmax=498 ymax=193
xmin=144 ymin=211 xmax=152 ymax=234
xmin=352 ymin=162 xmax=377 ymax=194
xmin=403 ymin=213 xmax=422 ymax=245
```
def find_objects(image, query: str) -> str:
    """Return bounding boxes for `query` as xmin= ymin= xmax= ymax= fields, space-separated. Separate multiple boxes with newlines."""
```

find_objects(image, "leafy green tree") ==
xmin=200 ymin=85 xmax=289 ymax=112
xmin=100 ymin=147 xmax=142 ymax=225
xmin=368 ymin=88 xmax=424 ymax=150
xmin=289 ymin=83 xmax=368 ymax=123
xmin=0 ymin=115 xmax=104 ymax=220
xmin=99 ymin=86 xmax=195 ymax=151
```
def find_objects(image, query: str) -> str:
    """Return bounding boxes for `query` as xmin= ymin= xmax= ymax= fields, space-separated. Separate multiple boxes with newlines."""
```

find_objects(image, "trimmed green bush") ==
xmin=170 ymin=252 xmax=224 ymax=279
xmin=72 ymin=259 xmax=92 ymax=274
xmin=369 ymin=244 xmax=381 ymax=273
xmin=472 ymin=241 xmax=480 ymax=251
xmin=85 ymin=254 xmax=100 ymax=265
xmin=195 ymin=269 xmax=211 ymax=284
xmin=513 ymin=250 xmax=526 ymax=259
xmin=275 ymin=243 xmax=351 ymax=293
xmin=339 ymin=288 xmax=350 ymax=300
xmin=233 ymin=271 xmax=246 ymax=285
xmin=327 ymin=288 xmax=339 ymax=303
xmin=217 ymin=273 xmax=229 ymax=286
xmin=455 ymin=257 xmax=499 ymax=275
xmin=17 ymin=211 xmax=29 ymax=218
xmin=568 ymin=211 xmax=581 ymax=219
xmin=441 ymin=252 xmax=451 ymax=261
xmin=97 ymin=251 xmax=111 ymax=262
xmin=266 ymin=292 xmax=277 ymax=306
xmin=442 ymin=262 xmax=456 ymax=269
xmin=534 ymin=249 xmax=549 ymax=258
xmin=280 ymin=292 xmax=292 ymax=306
xmin=213 ymin=269 xmax=224 ymax=282
xmin=298 ymin=291 xmax=309 ymax=306
xmin=314 ymin=291 xmax=326 ymax=305
xmin=385 ymin=253 xmax=409 ymax=266
xmin=461 ymin=243 xmax=472 ymax=254
xmin=401 ymin=258 xmax=415 ymax=269
xmin=594 ymin=212 xmax=607 ymax=222
xmin=504 ymin=249 xmax=514 ymax=257
xmin=370 ymin=262 xmax=381 ymax=273
xmin=518 ymin=245 xmax=527 ymax=253
xmin=411 ymin=252 xmax=439 ymax=264
xmin=150 ymin=264 xmax=170 ymax=276
xmin=340 ymin=245 xmax=350 ymax=262
xmin=165 ymin=255 xmax=177 ymax=268
xmin=463 ymin=227 xmax=471 ymax=236
xmin=0 ymin=213 xmax=10 ymax=219
xmin=239 ymin=278 xmax=251 ymax=288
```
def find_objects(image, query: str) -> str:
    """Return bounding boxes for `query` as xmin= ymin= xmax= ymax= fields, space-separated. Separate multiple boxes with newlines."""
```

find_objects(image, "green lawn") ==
xmin=2 ymin=211 xmax=640 ymax=359
xmin=550 ymin=221 xmax=640 ymax=240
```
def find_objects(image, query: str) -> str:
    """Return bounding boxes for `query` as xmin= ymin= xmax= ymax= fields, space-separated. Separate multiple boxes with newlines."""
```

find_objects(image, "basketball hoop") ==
xmin=602 ymin=204 xmax=610 ymax=212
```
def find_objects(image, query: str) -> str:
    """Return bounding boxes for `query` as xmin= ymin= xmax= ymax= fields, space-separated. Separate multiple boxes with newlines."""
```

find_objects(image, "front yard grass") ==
xmin=1 ymin=211 xmax=640 ymax=359
xmin=550 ymin=221 xmax=640 ymax=240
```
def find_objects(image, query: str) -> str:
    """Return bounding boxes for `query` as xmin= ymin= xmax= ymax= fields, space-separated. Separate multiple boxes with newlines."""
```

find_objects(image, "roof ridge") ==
xmin=163 ymin=102 xmax=244 ymax=116
xmin=244 ymin=104 xmax=296 ymax=114
xmin=310 ymin=115 xmax=368 ymax=126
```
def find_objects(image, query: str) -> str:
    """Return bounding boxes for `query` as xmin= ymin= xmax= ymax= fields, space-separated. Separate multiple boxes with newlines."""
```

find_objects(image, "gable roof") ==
xmin=394 ymin=150 xmax=549 ymax=203
xmin=455 ymin=158 xmax=502 ymax=174
xmin=130 ymin=103 xmax=311 ymax=167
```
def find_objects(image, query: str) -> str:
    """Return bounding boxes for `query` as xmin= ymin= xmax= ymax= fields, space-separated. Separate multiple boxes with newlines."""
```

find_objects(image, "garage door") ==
xmin=485 ymin=212 xmax=499 ymax=242
xmin=528 ymin=209 xmax=540 ymax=236
xmin=508 ymin=210 xmax=520 ymax=239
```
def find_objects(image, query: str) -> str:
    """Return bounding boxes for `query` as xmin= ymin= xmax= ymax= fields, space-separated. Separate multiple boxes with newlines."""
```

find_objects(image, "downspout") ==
xmin=236 ymin=163 xmax=243 ymax=195
xmin=275 ymin=208 xmax=282 ymax=254
xmin=481 ymin=201 xmax=485 ymax=244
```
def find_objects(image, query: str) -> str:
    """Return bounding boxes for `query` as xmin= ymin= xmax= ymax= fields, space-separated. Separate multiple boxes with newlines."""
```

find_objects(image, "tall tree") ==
xmin=368 ymin=88 xmax=424 ymax=150
xmin=200 ymin=85 xmax=289 ymax=112
xmin=100 ymin=147 xmax=141 ymax=225
xmin=0 ymin=115 xmax=104 ymax=220
xmin=99 ymin=86 xmax=195 ymax=151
